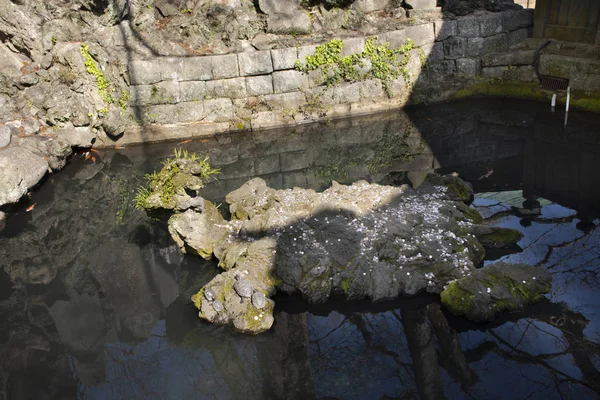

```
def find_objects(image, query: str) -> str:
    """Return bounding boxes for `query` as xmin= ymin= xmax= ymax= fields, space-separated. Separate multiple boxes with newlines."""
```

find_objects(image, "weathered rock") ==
xmin=17 ymin=136 xmax=72 ymax=170
xmin=472 ymin=225 xmax=523 ymax=248
xmin=0 ymin=147 xmax=48 ymax=206
xmin=0 ymin=125 xmax=11 ymax=149
xmin=101 ymin=107 xmax=128 ymax=138
xmin=267 ymin=12 xmax=312 ymax=34
xmin=352 ymin=0 xmax=392 ymax=13
xmin=163 ymin=175 xmax=533 ymax=333
xmin=57 ymin=125 xmax=96 ymax=148
xmin=137 ymin=152 xmax=219 ymax=212
xmin=440 ymin=262 xmax=551 ymax=322
xmin=258 ymin=0 xmax=301 ymax=15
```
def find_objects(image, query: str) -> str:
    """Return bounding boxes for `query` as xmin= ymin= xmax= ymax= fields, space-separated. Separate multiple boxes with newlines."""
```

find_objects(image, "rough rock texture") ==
xmin=162 ymin=174 xmax=537 ymax=333
xmin=0 ymin=147 xmax=48 ymax=206
xmin=442 ymin=0 xmax=522 ymax=15
xmin=441 ymin=262 xmax=552 ymax=321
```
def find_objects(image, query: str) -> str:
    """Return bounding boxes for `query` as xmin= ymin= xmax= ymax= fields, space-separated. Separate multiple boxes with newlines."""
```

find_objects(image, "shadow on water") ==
xmin=2 ymin=99 xmax=600 ymax=399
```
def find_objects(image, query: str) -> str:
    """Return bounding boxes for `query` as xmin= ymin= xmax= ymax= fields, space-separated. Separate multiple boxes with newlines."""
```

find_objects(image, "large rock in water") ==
xmin=441 ymin=262 xmax=552 ymax=322
xmin=163 ymin=174 xmax=550 ymax=334
xmin=0 ymin=147 xmax=48 ymax=206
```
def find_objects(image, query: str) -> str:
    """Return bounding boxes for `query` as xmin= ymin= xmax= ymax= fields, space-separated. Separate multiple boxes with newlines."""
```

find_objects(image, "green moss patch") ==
xmin=295 ymin=37 xmax=416 ymax=96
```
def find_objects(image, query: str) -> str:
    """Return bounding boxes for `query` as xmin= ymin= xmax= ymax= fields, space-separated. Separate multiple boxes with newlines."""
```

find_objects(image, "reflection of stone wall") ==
xmin=172 ymin=101 xmax=531 ymax=200
xmin=110 ymin=10 xmax=535 ymax=147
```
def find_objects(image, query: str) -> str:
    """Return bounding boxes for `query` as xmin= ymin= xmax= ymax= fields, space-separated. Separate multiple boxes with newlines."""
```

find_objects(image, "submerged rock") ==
xmin=161 ymin=173 xmax=545 ymax=334
xmin=440 ymin=262 xmax=552 ymax=322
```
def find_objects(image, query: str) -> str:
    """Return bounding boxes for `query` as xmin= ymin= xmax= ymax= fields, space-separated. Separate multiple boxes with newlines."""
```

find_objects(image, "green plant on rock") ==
xmin=295 ymin=37 xmax=416 ymax=97
xmin=118 ymin=90 xmax=130 ymax=113
xmin=80 ymin=43 xmax=114 ymax=104
xmin=134 ymin=148 xmax=220 ymax=211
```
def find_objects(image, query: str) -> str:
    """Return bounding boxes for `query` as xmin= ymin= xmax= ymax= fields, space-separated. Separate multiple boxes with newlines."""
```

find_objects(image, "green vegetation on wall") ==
xmin=80 ymin=43 xmax=114 ymax=105
xmin=295 ymin=37 xmax=416 ymax=96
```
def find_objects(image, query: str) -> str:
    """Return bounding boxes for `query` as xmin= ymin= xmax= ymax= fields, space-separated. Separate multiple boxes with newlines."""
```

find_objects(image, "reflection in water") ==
xmin=1 ymin=99 xmax=600 ymax=399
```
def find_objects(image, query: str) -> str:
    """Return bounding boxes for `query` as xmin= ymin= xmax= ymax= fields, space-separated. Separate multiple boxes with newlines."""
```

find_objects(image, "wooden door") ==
xmin=533 ymin=0 xmax=600 ymax=44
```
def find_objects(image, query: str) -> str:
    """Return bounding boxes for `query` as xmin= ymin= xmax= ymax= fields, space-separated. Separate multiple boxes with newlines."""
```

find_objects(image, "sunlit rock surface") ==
xmin=161 ymin=174 xmax=548 ymax=333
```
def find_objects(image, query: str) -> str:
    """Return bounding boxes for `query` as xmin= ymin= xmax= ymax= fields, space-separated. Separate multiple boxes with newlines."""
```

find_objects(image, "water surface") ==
xmin=1 ymin=99 xmax=600 ymax=399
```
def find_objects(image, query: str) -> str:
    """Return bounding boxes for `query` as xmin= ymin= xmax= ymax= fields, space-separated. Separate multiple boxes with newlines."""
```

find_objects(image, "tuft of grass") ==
xmin=134 ymin=148 xmax=220 ymax=211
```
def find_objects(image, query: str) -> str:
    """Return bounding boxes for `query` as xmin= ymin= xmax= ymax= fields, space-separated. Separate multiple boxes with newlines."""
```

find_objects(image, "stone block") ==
xmin=307 ymin=70 xmax=325 ymax=88
xmin=129 ymin=60 xmax=163 ymax=85
xmin=404 ymin=23 xmax=435 ymax=46
xmin=206 ymin=77 xmax=247 ymax=99
xmin=179 ymin=57 xmax=213 ymax=81
xmin=409 ymin=0 xmax=437 ymax=9
xmin=457 ymin=17 xmax=480 ymax=38
xmin=434 ymin=20 xmax=457 ymax=41
xmin=467 ymin=33 xmax=507 ymax=57
xmin=333 ymin=82 xmax=361 ymax=104
xmin=352 ymin=0 xmax=392 ymax=13
xmin=443 ymin=36 xmax=467 ymax=59
xmin=479 ymin=13 xmax=504 ymax=37
xmin=260 ymin=92 xmax=306 ymax=110
xmin=423 ymin=60 xmax=456 ymax=81
xmin=508 ymin=28 xmax=530 ymax=47
xmin=341 ymin=37 xmax=366 ymax=57
xmin=456 ymin=58 xmax=480 ymax=77
xmin=258 ymin=0 xmax=301 ymax=15
xmin=404 ymin=49 xmax=423 ymax=82
xmin=179 ymin=81 xmax=206 ymax=102
xmin=203 ymin=98 xmax=233 ymax=122
xmin=238 ymin=51 xmax=274 ymax=76
xmin=251 ymin=110 xmax=291 ymax=129
xmin=378 ymin=30 xmax=408 ymax=49
xmin=246 ymin=75 xmax=274 ymax=96
xmin=271 ymin=47 xmax=298 ymax=70
xmin=297 ymin=45 xmax=318 ymax=61
xmin=503 ymin=9 xmax=534 ymax=32
xmin=272 ymin=70 xmax=309 ymax=93
xmin=207 ymin=146 xmax=239 ymax=166
xmin=358 ymin=80 xmax=386 ymax=100
xmin=280 ymin=150 xmax=311 ymax=171
xmin=160 ymin=58 xmax=185 ymax=81
xmin=131 ymin=81 xmax=180 ymax=105
xmin=144 ymin=104 xmax=178 ymax=124
xmin=481 ymin=50 xmax=534 ymax=67
xmin=420 ymin=42 xmax=444 ymax=62
xmin=177 ymin=101 xmax=204 ymax=123
xmin=220 ymin=157 xmax=255 ymax=179
xmin=211 ymin=54 xmax=239 ymax=79
xmin=482 ymin=66 xmax=533 ymax=82
xmin=254 ymin=154 xmax=281 ymax=175
xmin=283 ymin=170 xmax=313 ymax=188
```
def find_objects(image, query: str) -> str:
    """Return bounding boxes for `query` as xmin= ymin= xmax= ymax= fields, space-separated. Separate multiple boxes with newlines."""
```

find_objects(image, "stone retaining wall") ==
xmin=104 ymin=9 xmax=535 ymax=147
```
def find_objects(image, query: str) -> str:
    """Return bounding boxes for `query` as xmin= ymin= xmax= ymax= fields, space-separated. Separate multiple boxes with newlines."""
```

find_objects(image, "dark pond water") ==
xmin=1 ymin=99 xmax=600 ymax=400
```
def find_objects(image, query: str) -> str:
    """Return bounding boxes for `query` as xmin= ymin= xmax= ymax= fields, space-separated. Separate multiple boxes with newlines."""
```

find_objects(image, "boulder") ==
xmin=161 ymin=174 xmax=537 ymax=334
xmin=0 ymin=147 xmax=48 ymax=206
xmin=440 ymin=262 xmax=551 ymax=321
xmin=57 ymin=125 xmax=96 ymax=148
